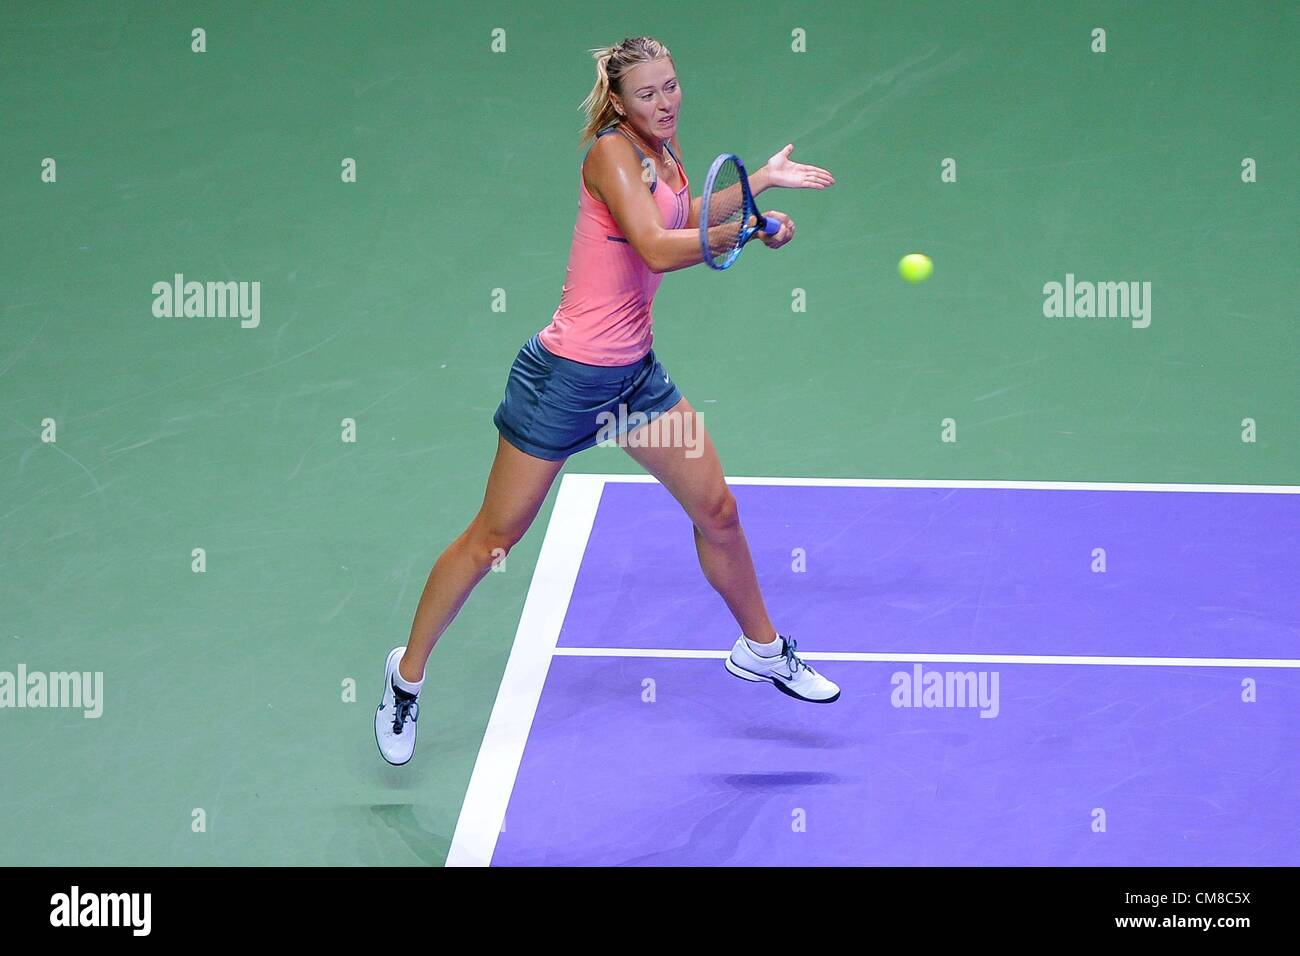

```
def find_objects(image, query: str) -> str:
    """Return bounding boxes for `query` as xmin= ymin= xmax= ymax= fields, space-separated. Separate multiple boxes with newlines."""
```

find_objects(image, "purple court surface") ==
xmin=448 ymin=476 xmax=1300 ymax=866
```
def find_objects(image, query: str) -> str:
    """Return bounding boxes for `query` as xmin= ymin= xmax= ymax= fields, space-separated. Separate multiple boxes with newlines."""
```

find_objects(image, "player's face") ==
xmin=616 ymin=59 xmax=680 ymax=142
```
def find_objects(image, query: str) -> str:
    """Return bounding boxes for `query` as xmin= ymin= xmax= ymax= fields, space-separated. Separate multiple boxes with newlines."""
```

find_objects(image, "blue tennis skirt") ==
xmin=493 ymin=333 xmax=683 ymax=461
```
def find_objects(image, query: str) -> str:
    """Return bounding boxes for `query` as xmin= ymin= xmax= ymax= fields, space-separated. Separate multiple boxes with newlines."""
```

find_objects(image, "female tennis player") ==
xmin=377 ymin=36 xmax=840 ymax=765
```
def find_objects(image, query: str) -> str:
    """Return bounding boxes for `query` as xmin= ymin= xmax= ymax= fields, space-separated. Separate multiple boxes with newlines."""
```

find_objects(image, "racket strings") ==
xmin=703 ymin=159 xmax=746 ymax=266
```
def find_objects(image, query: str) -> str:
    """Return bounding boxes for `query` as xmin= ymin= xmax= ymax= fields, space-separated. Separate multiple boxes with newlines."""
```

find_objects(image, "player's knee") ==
xmin=467 ymin=520 xmax=524 ymax=569
xmin=695 ymin=488 xmax=740 ymax=540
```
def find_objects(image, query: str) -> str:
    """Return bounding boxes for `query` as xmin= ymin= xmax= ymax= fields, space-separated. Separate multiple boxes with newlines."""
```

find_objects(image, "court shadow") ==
xmin=373 ymin=759 xmax=427 ymax=783
xmin=730 ymin=724 xmax=854 ymax=748
xmin=367 ymin=804 xmax=449 ymax=866
xmin=702 ymin=771 xmax=842 ymax=791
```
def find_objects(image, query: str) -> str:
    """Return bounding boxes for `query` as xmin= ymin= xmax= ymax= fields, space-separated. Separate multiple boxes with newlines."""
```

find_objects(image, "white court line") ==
xmin=553 ymin=647 xmax=1300 ymax=668
xmin=449 ymin=472 xmax=1297 ymax=865
xmin=444 ymin=473 xmax=605 ymax=867
xmin=589 ymin=473 xmax=1300 ymax=494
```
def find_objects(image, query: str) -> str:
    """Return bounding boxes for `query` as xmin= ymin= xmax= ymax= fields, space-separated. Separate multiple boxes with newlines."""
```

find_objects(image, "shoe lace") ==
xmin=782 ymin=635 xmax=806 ymax=675
xmin=392 ymin=690 xmax=420 ymax=735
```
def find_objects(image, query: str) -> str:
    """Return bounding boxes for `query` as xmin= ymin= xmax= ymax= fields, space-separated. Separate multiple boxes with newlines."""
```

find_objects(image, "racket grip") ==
xmin=762 ymin=216 xmax=781 ymax=235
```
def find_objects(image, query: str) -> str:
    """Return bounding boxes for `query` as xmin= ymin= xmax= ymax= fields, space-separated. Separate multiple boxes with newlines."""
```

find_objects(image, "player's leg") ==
xmin=377 ymin=434 xmax=565 ymax=765
xmin=620 ymin=395 xmax=839 ymax=703
xmin=619 ymin=396 xmax=777 ymax=642
xmin=402 ymin=434 xmax=566 ymax=680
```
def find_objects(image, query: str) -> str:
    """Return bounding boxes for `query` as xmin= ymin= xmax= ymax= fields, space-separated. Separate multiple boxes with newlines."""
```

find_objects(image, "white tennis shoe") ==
xmin=375 ymin=646 xmax=421 ymax=765
xmin=726 ymin=634 xmax=840 ymax=703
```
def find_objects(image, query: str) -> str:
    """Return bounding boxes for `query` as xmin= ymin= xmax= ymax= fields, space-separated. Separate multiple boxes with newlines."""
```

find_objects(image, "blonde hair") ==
xmin=578 ymin=36 xmax=673 ymax=146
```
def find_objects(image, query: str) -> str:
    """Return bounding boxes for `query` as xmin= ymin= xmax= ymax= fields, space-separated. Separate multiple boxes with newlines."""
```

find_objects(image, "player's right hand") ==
xmin=756 ymin=211 xmax=794 ymax=249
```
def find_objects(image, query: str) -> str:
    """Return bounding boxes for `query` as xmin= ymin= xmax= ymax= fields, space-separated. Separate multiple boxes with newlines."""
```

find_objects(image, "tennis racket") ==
xmin=699 ymin=153 xmax=780 ymax=271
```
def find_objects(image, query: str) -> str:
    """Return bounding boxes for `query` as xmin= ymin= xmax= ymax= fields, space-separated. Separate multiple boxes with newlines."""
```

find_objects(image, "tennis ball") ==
xmin=898 ymin=253 xmax=933 ymax=284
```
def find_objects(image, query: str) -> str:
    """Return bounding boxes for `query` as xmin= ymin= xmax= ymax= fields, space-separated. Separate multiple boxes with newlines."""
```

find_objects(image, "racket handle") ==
xmin=761 ymin=216 xmax=781 ymax=235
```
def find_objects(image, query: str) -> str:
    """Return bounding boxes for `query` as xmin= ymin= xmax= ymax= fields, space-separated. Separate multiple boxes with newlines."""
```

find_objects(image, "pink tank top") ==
xmin=539 ymin=126 xmax=690 ymax=366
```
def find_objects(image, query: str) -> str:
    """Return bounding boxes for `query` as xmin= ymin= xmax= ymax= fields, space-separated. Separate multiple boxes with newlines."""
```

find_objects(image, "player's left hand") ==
xmin=756 ymin=211 xmax=795 ymax=249
xmin=765 ymin=144 xmax=835 ymax=189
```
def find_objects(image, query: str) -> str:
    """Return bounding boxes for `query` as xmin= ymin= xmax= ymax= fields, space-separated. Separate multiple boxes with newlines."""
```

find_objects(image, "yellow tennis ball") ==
xmin=898 ymin=253 xmax=933 ymax=284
